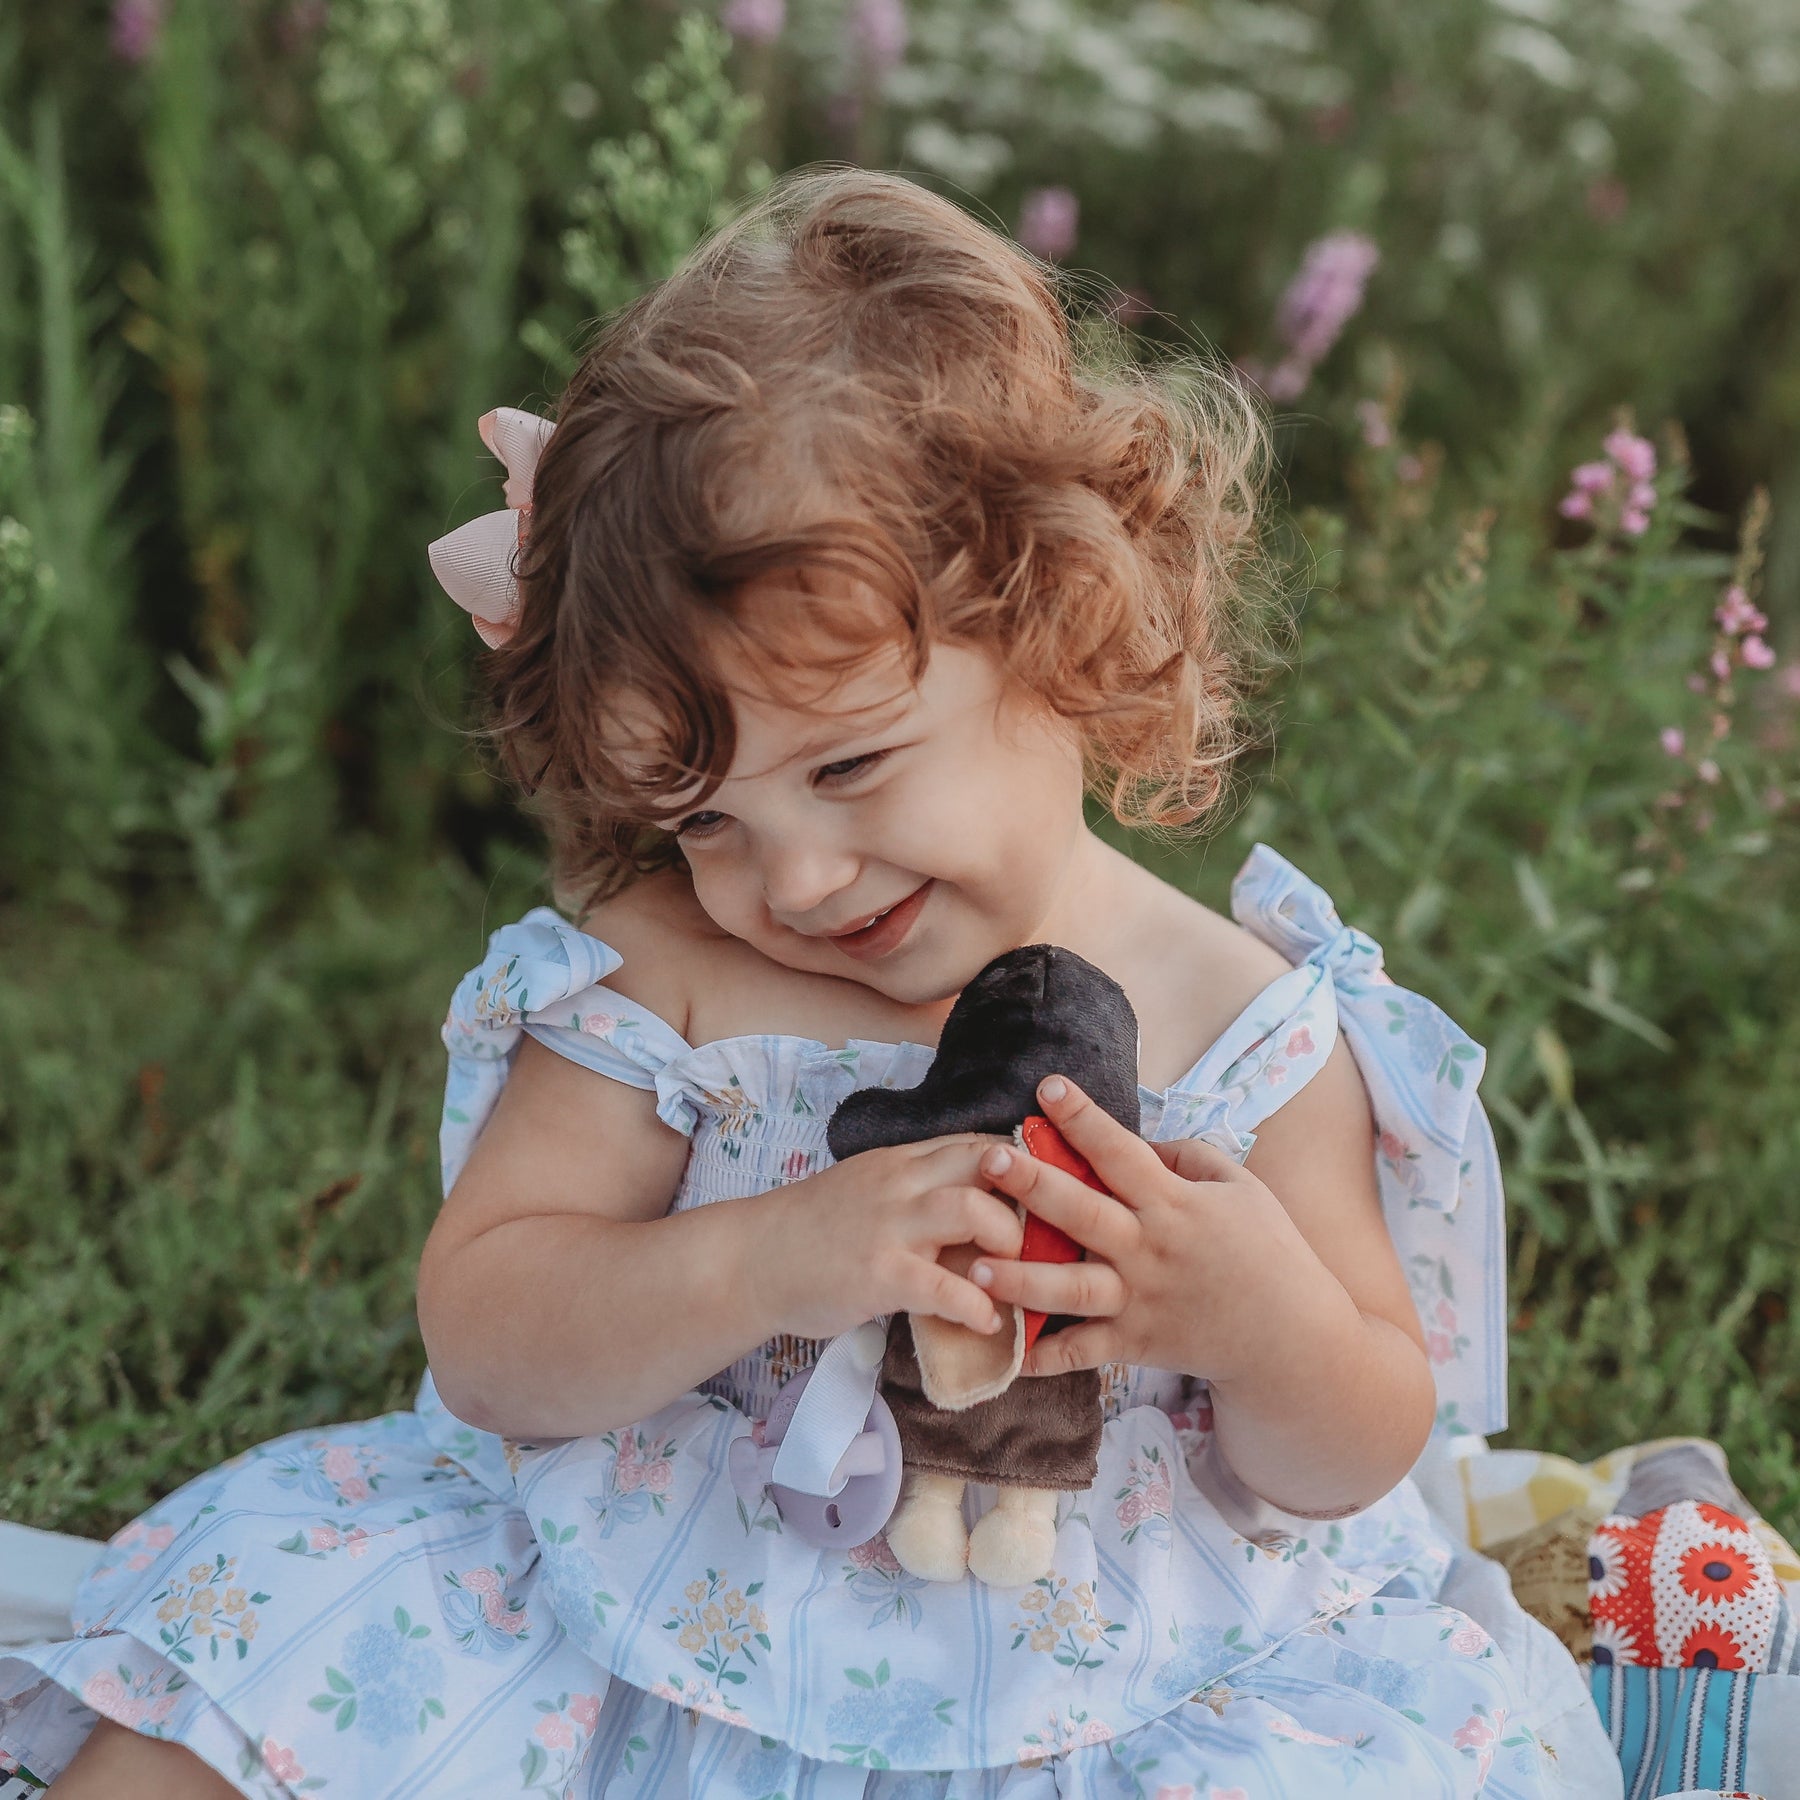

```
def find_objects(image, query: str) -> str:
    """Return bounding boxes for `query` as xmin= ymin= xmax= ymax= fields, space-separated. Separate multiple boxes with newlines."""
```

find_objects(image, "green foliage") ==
xmin=1 ymin=0 xmax=1797 ymax=1541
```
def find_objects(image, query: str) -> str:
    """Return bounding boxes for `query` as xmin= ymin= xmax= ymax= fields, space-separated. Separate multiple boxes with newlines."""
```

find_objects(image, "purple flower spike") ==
xmin=722 ymin=0 xmax=785 ymax=44
xmin=849 ymin=0 xmax=908 ymax=76
xmin=1017 ymin=187 xmax=1079 ymax=262
xmin=110 ymin=0 xmax=168 ymax=62
xmin=1276 ymin=231 xmax=1380 ymax=369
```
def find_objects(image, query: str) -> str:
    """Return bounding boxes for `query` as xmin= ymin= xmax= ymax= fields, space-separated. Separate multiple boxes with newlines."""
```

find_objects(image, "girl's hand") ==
xmin=762 ymin=1137 xmax=1024 ymax=1343
xmin=968 ymin=1077 xmax=1337 ymax=1383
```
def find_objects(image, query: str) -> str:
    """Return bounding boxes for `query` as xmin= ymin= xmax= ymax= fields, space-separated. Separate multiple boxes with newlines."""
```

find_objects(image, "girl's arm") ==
xmin=969 ymin=1045 xmax=1436 ymax=1518
xmin=418 ymin=1012 xmax=1025 ymax=1441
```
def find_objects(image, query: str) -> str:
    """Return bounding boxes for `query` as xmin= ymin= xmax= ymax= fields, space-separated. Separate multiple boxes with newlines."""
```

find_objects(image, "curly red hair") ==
xmin=474 ymin=167 xmax=1273 ymax=913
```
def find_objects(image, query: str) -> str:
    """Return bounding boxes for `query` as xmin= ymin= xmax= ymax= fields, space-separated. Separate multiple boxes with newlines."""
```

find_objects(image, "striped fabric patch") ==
xmin=1590 ymin=1660 xmax=1754 ymax=1799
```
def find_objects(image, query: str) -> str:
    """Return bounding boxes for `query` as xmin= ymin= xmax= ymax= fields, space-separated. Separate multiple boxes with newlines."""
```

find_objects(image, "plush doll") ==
xmin=826 ymin=944 xmax=1141 ymax=1588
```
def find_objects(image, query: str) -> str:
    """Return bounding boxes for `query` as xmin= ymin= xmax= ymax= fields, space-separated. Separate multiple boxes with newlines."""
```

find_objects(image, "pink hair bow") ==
xmin=428 ymin=407 xmax=555 ymax=648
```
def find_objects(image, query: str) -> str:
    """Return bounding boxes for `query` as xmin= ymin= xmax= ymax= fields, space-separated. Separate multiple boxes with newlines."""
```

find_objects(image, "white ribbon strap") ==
xmin=768 ymin=1321 xmax=888 ymax=1497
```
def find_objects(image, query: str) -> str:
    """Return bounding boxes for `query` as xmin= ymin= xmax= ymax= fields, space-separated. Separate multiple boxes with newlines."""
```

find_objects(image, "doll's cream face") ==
xmin=661 ymin=626 xmax=1090 ymax=1007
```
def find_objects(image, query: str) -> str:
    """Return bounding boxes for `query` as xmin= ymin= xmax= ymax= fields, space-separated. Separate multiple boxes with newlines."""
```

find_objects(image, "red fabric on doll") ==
xmin=1015 ymin=1114 xmax=1096 ymax=1352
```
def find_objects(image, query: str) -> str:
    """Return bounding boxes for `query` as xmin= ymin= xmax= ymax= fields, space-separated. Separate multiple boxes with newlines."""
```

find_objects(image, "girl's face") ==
xmin=663 ymin=633 xmax=1092 ymax=1007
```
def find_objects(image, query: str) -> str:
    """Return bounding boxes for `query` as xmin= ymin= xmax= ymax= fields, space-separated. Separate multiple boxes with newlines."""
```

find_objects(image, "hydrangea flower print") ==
xmin=311 ymin=1611 xmax=446 ymax=1745
xmin=1150 ymin=1624 xmax=1251 ymax=1702
xmin=826 ymin=1662 xmax=955 ymax=1765
xmin=536 ymin=1524 xmax=617 ymax=1650
xmin=1329 ymin=1646 xmax=1425 ymax=1711
xmin=729 ymin=1733 xmax=793 ymax=1797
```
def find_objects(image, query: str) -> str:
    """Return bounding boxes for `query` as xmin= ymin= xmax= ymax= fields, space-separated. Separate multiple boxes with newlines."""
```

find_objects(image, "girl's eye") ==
xmin=815 ymin=751 xmax=888 ymax=786
xmin=675 ymin=810 xmax=728 ymax=840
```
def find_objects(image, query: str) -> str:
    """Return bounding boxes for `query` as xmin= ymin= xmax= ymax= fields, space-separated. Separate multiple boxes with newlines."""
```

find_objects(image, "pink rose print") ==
xmin=1154 ymin=1787 xmax=1194 ymax=1800
xmin=616 ymin=1455 xmax=644 ymax=1493
xmin=1426 ymin=1330 xmax=1455 ymax=1364
xmin=569 ymin=1692 xmax=602 ymax=1730
xmin=309 ymin=1526 xmax=340 ymax=1552
xmin=146 ymin=1694 xmax=178 ymax=1726
xmin=81 ymin=1670 xmax=127 ymax=1718
xmin=1451 ymin=1710 xmax=1498 ymax=1751
xmin=1265 ymin=1061 xmax=1289 ymax=1087
xmin=460 ymin=1567 xmax=502 ymax=1594
xmin=644 ymin=1459 xmax=674 ymax=1494
xmin=337 ymin=1476 xmax=371 ymax=1503
xmin=580 ymin=1011 xmax=619 ymax=1037
xmin=345 ymin=1526 xmax=373 ymax=1559
xmin=126 ymin=1552 xmax=154 ymax=1571
xmin=1266 ymin=1714 xmax=1353 ymax=1747
xmin=1079 ymin=1720 xmax=1114 ymax=1745
xmin=1434 ymin=1298 xmax=1456 ymax=1330
xmin=1449 ymin=1620 xmax=1491 ymax=1656
xmin=535 ymin=1712 xmax=577 ymax=1751
xmin=1378 ymin=1130 xmax=1407 ymax=1161
xmin=848 ymin=1535 xmax=903 ymax=1574
xmin=1284 ymin=1025 xmax=1315 ymax=1058
xmin=262 ymin=1741 xmax=306 ymax=1783
xmin=1212 ymin=1791 xmax=1251 ymax=1800
xmin=321 ymin=1445 xmax=358 ymax=1482
xmin=1117 ymin=1492 xmax=1150 ymax=1529
xmin=481 ymin=1590 xmax=527 ymax=1634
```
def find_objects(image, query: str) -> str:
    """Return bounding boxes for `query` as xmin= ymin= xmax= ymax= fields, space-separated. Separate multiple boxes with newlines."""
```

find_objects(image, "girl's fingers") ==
xmin=1152 ymin=1135 xmax=1253 ymax=1186
xmin=968 ymin=1252 xmax=1126 ymax=1319
xmin=918 ymin=1261 xmax=1006 ymax=1336
xmin=927 ymin=1185 xmax=1025 ymax=1259
xmin=1032 ymin=1077 xmax=1168 ymax=1198
xmin=978 ymin=1141 xmax=1138 ymax=1261
xmin=1020 ymin=1320 xmax=1122 ymax=1378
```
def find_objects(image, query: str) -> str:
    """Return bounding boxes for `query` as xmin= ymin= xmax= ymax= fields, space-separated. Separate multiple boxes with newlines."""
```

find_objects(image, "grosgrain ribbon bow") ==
xmin=428 ymin=407 xmax=555 ymax=647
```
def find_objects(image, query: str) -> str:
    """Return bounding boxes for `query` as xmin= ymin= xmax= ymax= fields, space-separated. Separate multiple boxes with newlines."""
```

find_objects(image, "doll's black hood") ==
xmin=825 ymin=944 xmax=1140 ymax=1159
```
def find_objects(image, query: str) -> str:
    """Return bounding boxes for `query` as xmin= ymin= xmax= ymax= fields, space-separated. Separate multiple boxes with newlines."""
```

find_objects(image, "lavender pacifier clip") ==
xmin=727 ymin=1321 xmax=902 ymax=1549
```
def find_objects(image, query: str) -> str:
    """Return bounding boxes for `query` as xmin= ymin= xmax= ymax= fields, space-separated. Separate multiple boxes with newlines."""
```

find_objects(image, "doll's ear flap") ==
xmin=909 ymin=1242 xmax=1026 ymax=1410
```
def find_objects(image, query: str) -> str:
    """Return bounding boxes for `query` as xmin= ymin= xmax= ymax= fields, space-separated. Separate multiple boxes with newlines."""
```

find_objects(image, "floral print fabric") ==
xmin=1 ymin=847 xmax=1599 ymax=1797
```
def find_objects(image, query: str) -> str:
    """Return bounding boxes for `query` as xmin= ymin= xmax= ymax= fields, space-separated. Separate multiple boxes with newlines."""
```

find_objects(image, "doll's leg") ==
xmin=883 ymin=1469 xmax=969 ymax=1582
xmin=967 ymin=1484 xmax=1060 ymax=1588
xmin=49 ymin=1718 xmax=241 ymax=1798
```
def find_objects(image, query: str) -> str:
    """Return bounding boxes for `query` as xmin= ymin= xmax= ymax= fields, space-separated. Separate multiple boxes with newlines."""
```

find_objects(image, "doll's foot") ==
xmin=884 ymin=1472 xmax=969 ymax=1582
xmin=967 ymin=1485 xmax=1060 ymax=1588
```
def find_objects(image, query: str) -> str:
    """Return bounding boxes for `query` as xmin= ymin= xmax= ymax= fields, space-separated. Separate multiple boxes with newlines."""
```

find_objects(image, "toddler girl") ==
xmin=3 ymin=169 xmax=1617 ymax=1799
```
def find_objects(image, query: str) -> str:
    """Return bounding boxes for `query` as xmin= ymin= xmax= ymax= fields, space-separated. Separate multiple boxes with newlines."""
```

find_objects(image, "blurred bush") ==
xmin=1 ymin=0 xmax=1797 ymax=1533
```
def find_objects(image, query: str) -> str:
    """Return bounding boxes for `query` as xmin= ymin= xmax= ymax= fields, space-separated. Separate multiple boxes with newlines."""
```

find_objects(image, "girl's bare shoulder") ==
xmin=1107 ymin=853 xmax=1296 ymax=1089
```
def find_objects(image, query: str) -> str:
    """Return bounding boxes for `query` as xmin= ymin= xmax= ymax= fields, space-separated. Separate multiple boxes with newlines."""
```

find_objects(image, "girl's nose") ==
xmin=757 ymin=836 xmax=860 ymax=925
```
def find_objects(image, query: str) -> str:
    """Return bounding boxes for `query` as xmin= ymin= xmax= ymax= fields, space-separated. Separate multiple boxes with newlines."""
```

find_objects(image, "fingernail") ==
xmin=1039 ymin=1076 xmax=1067 ymax=1103
xmin=972 ymin=1262 xmax=992 ymax=1287
xmin=982 ymin=1147 xmax=1012 ymax=1176
xmin=986 ymin=1311 xmax=1003 ymax=1333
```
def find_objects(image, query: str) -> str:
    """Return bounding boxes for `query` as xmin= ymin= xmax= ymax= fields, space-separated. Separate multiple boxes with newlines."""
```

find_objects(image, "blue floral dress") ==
xmin=0 ymin=848 xmax=1615 ymax=1798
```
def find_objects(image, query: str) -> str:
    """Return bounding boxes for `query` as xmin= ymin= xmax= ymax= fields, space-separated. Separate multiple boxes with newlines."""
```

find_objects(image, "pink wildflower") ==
xmin=110 ymin=0 xmax=167 ymax=62
xmin=847 ymin=0 xmax=907 ymax=75
xmin=1603 ymin=429 xmax=1656 ymax=483
xmin=1017 ymin=187 xmax=1079 ymax=262
xmin=1628 ymin=481 xmax=1657 ymax=511
xmin=1712 ymin=649 xmax=1733 ymax=682
xmin=1558 ymin=492 xmax=1593 ymax=521
xmin=1659 ymin=727 xmax=1684 ymax=756
xmin=1619 ymin=506 xmax=1651 ymax=537
xmin=1697 ymin=759 xmax=1721 ymax=785
xmin=1570 ymin=461 xmax=1615 ymax=493
xmin=721 ymin=0 xmax=785 ymax=42
xmin=1742 ymin=636 xmax=1777 ymax=671
xmin=1716 ymin=586 xmax=1768 ymax=636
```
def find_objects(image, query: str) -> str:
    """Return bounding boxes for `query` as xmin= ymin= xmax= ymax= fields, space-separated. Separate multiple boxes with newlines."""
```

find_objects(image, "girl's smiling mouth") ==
xmin=825 ymin=881 xmax=932 ymax=960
